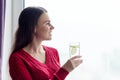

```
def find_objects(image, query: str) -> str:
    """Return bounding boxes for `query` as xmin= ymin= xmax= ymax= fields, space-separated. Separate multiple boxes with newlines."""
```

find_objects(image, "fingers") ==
xmin=69 ymin=55 xmax=83 ymax=71
xmin=62 ymin=55 xmax=83 ymax=72
xmin=72 ymin=58 xmax=83 ymax=68
xmin=70 ymin=55 xmax=82 ymax=60
xmin=70 ymin=56 xmax=83 ymax=67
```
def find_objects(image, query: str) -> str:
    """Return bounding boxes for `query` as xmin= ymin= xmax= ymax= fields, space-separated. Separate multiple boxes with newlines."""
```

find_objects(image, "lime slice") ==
xmin=70 ymin=45 xmax=78 ymax=55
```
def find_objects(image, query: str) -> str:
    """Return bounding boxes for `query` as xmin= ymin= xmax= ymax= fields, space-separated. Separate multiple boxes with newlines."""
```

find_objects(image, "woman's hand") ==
xmin=62 ymin=56 xmax=83 ymax=72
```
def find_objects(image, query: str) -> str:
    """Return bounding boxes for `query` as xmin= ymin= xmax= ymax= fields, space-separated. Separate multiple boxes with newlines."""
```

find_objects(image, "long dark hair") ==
xmin=12 ymin=7 xmax=47 ymax=53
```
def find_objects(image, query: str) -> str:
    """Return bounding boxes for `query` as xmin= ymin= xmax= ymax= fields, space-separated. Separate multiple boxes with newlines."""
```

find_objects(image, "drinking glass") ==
xmin=69 ymin=42 xmax=80 ymax=58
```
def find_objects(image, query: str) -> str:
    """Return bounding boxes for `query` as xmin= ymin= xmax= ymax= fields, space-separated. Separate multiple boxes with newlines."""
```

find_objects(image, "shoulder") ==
xmin=43 ymin=45 xmax=60 ymax=63
xmin=43 ymin=45 xmax=58 ymax=52
xmin=43 ymin=45 xmax=59 ymax=57
xmin=9 ymin=49 xmax=24 ymax=62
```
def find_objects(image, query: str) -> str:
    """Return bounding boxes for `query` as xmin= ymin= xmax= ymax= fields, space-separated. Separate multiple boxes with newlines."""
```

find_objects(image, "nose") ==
xmin=50 ymin=24 xmax=54 ymax=29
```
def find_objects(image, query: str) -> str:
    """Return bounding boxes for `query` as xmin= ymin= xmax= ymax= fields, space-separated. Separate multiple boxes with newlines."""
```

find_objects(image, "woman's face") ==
xmin=34 ymin=12 xmax=54 ymax=41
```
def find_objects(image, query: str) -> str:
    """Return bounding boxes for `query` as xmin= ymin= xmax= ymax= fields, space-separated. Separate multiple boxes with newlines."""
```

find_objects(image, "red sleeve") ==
xmin=51 ymin=68 xmax=69 ymax=80
xmin=49 ymin=48 xmax=69 ymax=80
xmin=9 ymin=54 xmax=32 ymax=80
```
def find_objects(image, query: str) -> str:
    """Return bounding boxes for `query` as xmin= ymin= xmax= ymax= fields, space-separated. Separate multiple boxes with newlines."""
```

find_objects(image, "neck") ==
xmin=24 ymin=37 xmax=44 ymax=54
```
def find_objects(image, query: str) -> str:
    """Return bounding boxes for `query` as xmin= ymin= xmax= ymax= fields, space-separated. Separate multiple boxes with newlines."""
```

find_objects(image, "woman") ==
xmin=9 ymin=7 xmax=83 ymax=80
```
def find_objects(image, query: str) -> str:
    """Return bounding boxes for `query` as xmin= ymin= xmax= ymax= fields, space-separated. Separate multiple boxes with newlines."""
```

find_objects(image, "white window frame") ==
xmin=2 ymin=0 xmax=24 ymax=80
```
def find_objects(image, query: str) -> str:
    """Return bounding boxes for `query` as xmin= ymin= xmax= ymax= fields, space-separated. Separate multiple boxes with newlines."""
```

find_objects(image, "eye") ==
xmin=46 ymin=22 xmax=51 ymax=26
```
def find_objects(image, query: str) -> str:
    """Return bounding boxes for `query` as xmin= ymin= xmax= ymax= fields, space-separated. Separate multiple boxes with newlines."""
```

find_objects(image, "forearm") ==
xmin=51 ymin=68 xmax=69 ymax=80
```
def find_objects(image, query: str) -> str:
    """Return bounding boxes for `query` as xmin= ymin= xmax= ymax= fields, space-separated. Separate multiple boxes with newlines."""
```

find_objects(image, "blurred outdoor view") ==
xmin=25 ymin=0 xmax=120 ymax=80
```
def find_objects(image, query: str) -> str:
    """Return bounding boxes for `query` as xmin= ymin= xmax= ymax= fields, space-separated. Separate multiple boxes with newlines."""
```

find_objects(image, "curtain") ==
xmin=0 ymin=0 xmax=6 ymax=79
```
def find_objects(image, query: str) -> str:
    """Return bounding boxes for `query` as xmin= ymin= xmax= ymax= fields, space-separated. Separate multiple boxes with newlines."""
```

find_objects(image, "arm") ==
xmin=51 ymin=56 xmax=83 ymax=80
xmin=9 ymin=54 xmax=32 ymax=80
xmin=49 ymin=48 xmax=69 ymax=80
xmin=51 ymin=67 xmax=69 ymax=80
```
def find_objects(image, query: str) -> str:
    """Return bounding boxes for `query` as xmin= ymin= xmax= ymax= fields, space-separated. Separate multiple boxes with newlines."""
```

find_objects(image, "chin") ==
xmin=44 ymin=36 xmax=52 ymax=40
xmin=45 ymin=37 xmax=52 ymax=40
xmin=48 ymin=38 xmax=52 ymax=40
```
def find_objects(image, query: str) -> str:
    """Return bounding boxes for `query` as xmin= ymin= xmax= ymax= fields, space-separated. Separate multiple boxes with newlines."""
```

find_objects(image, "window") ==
xmin=25 ymin=0 xmax=120 ymax=80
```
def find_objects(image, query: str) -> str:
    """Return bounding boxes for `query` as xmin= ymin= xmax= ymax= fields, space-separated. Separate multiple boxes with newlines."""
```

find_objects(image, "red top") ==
xmin=9 ymin=46 xmax=69 ymax=80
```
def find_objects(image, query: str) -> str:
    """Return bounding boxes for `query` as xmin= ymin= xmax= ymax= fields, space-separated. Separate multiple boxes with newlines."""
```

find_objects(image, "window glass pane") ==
xmin=25 ymin=0 xmax=120 ymax=80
